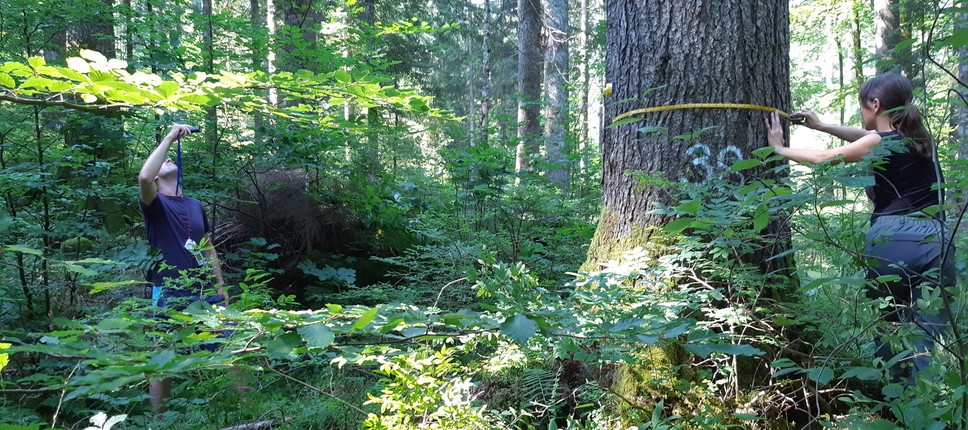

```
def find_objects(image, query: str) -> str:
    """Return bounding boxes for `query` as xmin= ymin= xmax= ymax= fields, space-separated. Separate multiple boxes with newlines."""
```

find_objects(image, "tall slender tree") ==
xmin=515 ymin=0 xmax=542 ymax=177
xmin=543 ymin=0 xmax=569 ymax=185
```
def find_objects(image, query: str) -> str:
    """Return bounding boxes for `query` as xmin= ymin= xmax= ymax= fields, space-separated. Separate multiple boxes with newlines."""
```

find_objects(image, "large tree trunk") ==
xmin=479 ymin=0 xmax=491 ymax=147
xmin=543 ymin=0 xmax=569 ymax=186
xmin=588 ymin=0 xmax=790 ymax=267
xmin=873 ymin=0 xmax=910 ymax=76
xmin=577 ymin=0 xmax=590 ymax=180
xmin=515 ymin=0 xmax=542 ymax=177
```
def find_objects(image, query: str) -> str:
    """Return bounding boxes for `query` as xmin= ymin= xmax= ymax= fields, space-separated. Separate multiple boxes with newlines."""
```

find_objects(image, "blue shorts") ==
xmin=151 ymin=286 xmax=223 ymax=310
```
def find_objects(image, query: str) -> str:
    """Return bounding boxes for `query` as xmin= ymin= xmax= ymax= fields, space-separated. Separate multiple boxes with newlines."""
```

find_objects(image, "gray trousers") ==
xmin=865 ymin=215 xmax=956 ymax=383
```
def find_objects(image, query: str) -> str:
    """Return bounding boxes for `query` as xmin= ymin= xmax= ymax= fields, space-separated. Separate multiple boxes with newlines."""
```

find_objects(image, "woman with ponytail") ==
xmin=764 ymin=73 xmax=954 ymax=384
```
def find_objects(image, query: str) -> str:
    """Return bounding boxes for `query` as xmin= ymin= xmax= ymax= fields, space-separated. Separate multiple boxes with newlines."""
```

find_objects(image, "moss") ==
xmin=582 ymin=208 xmax=673 ymax=273
xmin=60 ymin=236 xmax=93 ymax=255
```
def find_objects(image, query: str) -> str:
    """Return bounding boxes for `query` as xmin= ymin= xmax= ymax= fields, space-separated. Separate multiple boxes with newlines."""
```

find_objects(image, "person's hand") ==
xmin=792 ymin=110 xmax=823 ymax=130
xmin=765 ymin=112 xmax=785 ymax=149
xmin=165 ymin=124 xmax=194 ymax=141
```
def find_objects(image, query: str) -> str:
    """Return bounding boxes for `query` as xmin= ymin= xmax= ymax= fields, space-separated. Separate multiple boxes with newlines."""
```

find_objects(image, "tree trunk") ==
xmin=577 ymin=0 xmax=590 ymax=179
xmin=589 ymin=0 xmax=790 ymax=267
xmin=543 ymin=0 xmax=569 ymax=186
xmin=873 ymin=0 xmax=906 ymax=75
xmin=852 ymin=0 xmax=864 ymax=85
xmin=251 ymin=0 xmax=267 ymax=145
xmin=515 ymin=0 xmax=542 ymax=177
xmin=479 ymin=0 xmax=491 ymax=147
xmin=954 ymin=13 xmax=968 ymax=185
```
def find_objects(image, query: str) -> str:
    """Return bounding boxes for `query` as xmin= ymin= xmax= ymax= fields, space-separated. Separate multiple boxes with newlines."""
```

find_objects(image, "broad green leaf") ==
xmin=156 ymin=81 xmax=179 ymax=99
xmin=637 ymin=126 xmax=667 ymax=134
xmin=79 ymin=49 xmax=108 ymax=64
xmin=662 ymin=217 xmax=694 ymax=234
xmin=729 ymin=158 xmax=762 ymax=172
xmin=683 ymin=343 xmax=764 ymax=358
xmin=675 ymin=199 xmax=701 ymax=215
xmin=804 ymin=366 xmax=834 ymax=384
xmin=351 ymin=306 xmax=379 ymax=330
xmin=840 ymin=366 xmax=881 ymax=381
xmin=0 ymin=72 xmax=15 ymax=88
xmin=81 ymin=94 xmax=98 ymax=103
xmin=334 ymin=69 xmax=352 ymax=83
xmin=19 ymin=76 xmax=52 ymax=90
xmin=98 ymin=318 xmax=131 ymax=331
xmin=148 ymin=349 xmax=175 ymax=369
xmin=179 ymin=94 xmax=216 ymax=106
xmin=500 ymin=314 xmax=537 ymax=345
xmin=47 ymin=81 xmax=75 ymax=92
xmin=27 ymin=56 xmax=45 ymax=69
xmin=267 ymin=332 xmax=302 ymax=359
xmin=86 ymin=280 xmax=144 ymax=294
xmin=752 ymin=203 xmax=769 ymax=233
xmin=64 ymin=264 xmax=97 ymax=276
xmin=297 ymin=323 xmax=334 ymax=348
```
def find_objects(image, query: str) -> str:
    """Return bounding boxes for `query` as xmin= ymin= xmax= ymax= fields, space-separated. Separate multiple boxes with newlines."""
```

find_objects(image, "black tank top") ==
xmin=866 ymin=131 xmax=941 ymax=222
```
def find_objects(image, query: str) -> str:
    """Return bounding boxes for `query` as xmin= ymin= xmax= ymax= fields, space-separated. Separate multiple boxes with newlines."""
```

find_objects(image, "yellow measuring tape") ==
xmin=613 ymin=103 xmax=793 ymax=124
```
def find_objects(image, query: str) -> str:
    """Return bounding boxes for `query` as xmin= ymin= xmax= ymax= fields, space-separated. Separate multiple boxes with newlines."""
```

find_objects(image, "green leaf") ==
xmin=19 ymin=76 xmax=53 ymax=90
xmin=81 ymin=93 xmax=98 ymax=103
xmin=752 ymin=203 xmax=769 ymax=233
xmin=64 ymin=264 xmax=96 ymax=276
xmin=752 ymin=146 xmax=775 ymax=158
xmin=0 ymin=342 xmax=10 ymax=372
xmin=149 ymin=349 xmax=175 ymax=369
xmin=675 ymin=199 xmax=701 ymax=215
xmin=334 ymin=69 xmax=352 ymax=83
xmin=179 ymin=94 xmax=216 ymax=106
xmin=606 ymin=117 xmax=644 ymax=128
xmin=0 ymin=73 xmax=15 ymax=88
xmin=4 ymin=245 xmax=43 ymax=256
xmin=637 ymin=126 xmax=668 ymax=134
xmin=27 ymin=56 xmax=45 ymax=69
xmin=683 ymin=343 xmax=764 ymax=358
xmin=297 ymin=323 xmax=334 ymax=348
xmin=729 ymin=159 xmax=762 ymax=172
xmin=662 ymin=217 xmax=694 ymax=234
xmin=835 ymin=175 xmax=874 ymax=187
xmin=840 ymin=366 xmax=881 ymax=381
xmin=500 ymin=314 xmax=537 ymax=345
xmin=352 ymin=306 xmax=379 ymax=330
xmin=804 ymin=367 xmax=834 ymax=384
xmin=267 ymin=332 xmax=302 ymax=359
xmin=156 ymin=81 xmax=179 ymax=99
xmin=98 ymin=318 xmax=131 ymax=331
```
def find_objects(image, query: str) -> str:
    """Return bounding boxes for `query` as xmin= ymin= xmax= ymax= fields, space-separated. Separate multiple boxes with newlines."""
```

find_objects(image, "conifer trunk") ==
xmin=588 ymin=0 xmax=791 ymax=267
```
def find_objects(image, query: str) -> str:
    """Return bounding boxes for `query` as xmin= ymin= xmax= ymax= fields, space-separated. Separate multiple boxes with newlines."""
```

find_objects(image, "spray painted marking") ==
xmin=682 ymin=142 xmax=745 ymax=184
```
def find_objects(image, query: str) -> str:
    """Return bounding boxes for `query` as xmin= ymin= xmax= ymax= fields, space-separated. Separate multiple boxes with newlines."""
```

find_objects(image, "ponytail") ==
xmin=859 ymin=74 xmax=933 ymax=158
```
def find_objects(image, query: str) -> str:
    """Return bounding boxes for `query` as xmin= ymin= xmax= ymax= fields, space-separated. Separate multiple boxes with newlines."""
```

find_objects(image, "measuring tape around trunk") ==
xmin=613 ymin=103 xmax=796 ymax=124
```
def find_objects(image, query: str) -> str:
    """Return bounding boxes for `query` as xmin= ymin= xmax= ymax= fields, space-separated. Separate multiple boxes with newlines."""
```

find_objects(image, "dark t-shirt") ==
xmin=141 ymin=193 xmax=211 ymax=290
xmin=866 ymin=131 xmax=941 ymax=222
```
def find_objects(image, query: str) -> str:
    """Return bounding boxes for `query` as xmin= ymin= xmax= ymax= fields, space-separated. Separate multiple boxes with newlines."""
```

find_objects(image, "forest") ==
xmin=2 ymin=0 xmax=968 ymax=428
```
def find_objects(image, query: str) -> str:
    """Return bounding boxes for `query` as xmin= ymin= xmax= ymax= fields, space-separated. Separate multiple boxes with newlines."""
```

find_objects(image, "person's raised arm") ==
xmin=138 ymin=124 xmax=191 ymax=205
xmin=766 ymin=112 xmax=881 ymax=165
xmin=795 ymin=110 xmax=874 ymax=142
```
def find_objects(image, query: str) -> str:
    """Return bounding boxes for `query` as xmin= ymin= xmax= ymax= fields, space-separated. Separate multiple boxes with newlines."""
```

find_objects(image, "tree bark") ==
xmin=589 ymin=0 xmax=790 ymax=267
xmin=577 ymin=0 xmax=590 ymax=179
xmin=515 ymin=0 xmax=542 ymax=176
xmin=873 ymin=0 xmax=906 ymax=75
xmin=852 ymin=0 xmax=864 ymax=85
xmin=543 ymin=0 xmax=569 ymax=186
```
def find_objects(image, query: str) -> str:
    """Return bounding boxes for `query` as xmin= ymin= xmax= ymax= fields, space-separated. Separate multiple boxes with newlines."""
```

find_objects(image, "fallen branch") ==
xmin=219 ymin=417 xmax=293 ymax=430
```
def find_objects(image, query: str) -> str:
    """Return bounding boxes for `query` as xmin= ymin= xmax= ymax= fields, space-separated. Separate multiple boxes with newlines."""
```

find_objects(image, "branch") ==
xmin=0 ymin=93 xmax=135 ymax=113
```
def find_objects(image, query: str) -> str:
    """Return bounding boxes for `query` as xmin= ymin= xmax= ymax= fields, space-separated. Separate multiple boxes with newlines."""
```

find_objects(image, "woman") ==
xmin=764 ymin=74 xmax=954 ymax=383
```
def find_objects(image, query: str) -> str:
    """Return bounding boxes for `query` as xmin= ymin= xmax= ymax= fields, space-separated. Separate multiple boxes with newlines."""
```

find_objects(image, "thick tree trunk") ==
xmin=515 ymin=0 xmax=542 ymax=176
xmin=589 ymin=0 xmax=790 ymax=267
xmin=543 ymin=0 xmax=569 ymax=186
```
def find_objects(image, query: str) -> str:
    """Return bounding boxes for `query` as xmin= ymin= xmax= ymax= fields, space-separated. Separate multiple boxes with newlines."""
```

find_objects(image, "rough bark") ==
xmin=480 ymin=0 xmax=491 ymax=147
xmin=515 ymin=0 xmax=542 ymax=176
xmin=577 ymin=0 xmax=590 ymax=178
xmin=589 ymin=0 xmax=790 ymax=268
